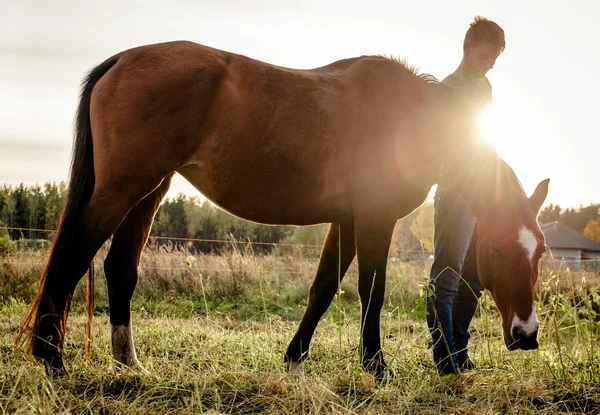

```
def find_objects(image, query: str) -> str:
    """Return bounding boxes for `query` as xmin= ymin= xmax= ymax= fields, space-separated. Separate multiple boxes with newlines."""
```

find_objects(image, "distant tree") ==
xmin=390 ymin=210 xmax=421 ymax=258
xmin=287 ymin=224 xmax=329 ymax=248
xmin=167 ymin=194 xmax=188 ymax=237
xmin=410 ymin=203 xmax=434 ymax=252
xmin=153 ymin=209 xmax=171 ymax=236
xmin=43 ymin=182 xmax=66 ymax=232
xmin=0 ymin=220 xmax=8 ymax=238
xmin=6 ymin=180 xmax=599 ymax=256
xmin=538 ymin=203 xmax=562 ymax=224
xmin=0 ymin=186 xmax=7 ymax=226
xmin=183 ymin=196 xmax=206 ymax=238
xmin=1 ymin=187 xmax=15 ymax=231
xmin=584 ymin=218 xmax=600 ymax=243
xmin=562 ymin=204 xmax=600 ymax=233
xmin=11 ymin=184 xmax=30 ymax=239
xmin=26 ymin=185 xmax=45 ymax=238
xmin=153 ymin=194 xmax=188 ymax=238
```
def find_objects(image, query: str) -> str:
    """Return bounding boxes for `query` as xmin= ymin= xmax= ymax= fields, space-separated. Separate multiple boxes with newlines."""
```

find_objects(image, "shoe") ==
xmin=436 ymin=360 xmax=461 ymax=376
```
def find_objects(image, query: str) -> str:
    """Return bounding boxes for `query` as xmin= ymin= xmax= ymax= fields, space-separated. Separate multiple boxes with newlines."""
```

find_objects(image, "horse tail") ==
xmin=16 ymin=57 xmax=119 ymax=358
xmin=85 ymin=261 xmax=95 ymax=362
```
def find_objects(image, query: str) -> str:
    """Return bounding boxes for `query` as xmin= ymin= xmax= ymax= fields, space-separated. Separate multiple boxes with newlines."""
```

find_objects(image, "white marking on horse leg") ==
xmin=288 ymin=361 xmax=305 ymax=381
xmin=111 ymin=323 xmax=148 ymax=374
xmin=518 ymin=226 xmax=537 ymax=263
xmin=511 ymin=309 xmax=539 ymax=337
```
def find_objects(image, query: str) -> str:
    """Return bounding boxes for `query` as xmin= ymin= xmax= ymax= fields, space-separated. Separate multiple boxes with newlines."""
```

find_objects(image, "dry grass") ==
xmin=0 ymin=244 xmax=599 ymax=414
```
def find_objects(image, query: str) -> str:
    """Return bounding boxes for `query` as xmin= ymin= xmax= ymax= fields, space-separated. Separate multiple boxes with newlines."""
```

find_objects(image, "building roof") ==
xmin=540 ymin=221 xmax=600 ymax=252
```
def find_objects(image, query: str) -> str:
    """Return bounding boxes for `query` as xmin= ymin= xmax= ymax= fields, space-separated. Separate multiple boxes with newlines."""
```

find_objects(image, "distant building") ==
xmin=540 ymin=221 xmax=600 ymax=270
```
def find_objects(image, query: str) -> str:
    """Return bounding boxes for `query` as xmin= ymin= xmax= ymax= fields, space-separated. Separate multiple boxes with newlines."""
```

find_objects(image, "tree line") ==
xmin=1 ymin=183 xmax=599 ymax=255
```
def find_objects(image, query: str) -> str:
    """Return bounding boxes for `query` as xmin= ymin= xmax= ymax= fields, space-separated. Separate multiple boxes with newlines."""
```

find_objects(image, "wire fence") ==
xmin=0 ymin=225 xmax=425 ymax=277
xmin=3 ymin=225 xmax=600 ymax=271
xmin=0 ymin=225 xmax=433 ymax=254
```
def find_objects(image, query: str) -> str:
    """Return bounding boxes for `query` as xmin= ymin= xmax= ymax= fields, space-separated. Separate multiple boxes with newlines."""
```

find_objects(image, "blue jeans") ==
xmin=426 ymin=186 xmax=483 ymax=372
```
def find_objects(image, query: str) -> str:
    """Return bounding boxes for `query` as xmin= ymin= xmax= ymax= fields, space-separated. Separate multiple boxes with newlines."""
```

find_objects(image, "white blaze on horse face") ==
xmin=111 ymin=324 xmax=147 ymax=373
xmin=511 ymin=309 xmax=539 ymax=337
xmin=518 ymin=226 xmax=537 ymax=264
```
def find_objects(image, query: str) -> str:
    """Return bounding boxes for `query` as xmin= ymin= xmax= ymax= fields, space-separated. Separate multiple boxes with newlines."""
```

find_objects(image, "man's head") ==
xmin=462 ymin=16 xmax=505 ymax=78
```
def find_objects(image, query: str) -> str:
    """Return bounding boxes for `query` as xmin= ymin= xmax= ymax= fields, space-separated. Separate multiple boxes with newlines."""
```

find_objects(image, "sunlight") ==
xmin=477 ymin=98 xmax=555 ymax=201
xmin=478 ymin=99 xmax=542 ymax=170
xmin=479 ymin=97 xmax=552 ymax=163
xmin=479 ymin=103 xmax=506 ymax=155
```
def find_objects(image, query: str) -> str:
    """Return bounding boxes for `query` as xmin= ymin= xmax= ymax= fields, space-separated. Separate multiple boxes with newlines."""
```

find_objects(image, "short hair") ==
xmin=464 ymin=16 xmax=506 ymax=52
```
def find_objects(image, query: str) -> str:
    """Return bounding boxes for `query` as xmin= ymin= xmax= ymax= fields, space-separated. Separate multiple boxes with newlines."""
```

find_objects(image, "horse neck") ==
xmin=473 ymin=151 xmax=527 ymax=214
xmin=447 ymin=146 xmax=527 ymax=215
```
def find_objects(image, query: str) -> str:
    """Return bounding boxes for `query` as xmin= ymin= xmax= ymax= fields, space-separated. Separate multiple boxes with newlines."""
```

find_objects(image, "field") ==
xmin=1 ymin=243 xmax=599 ymax=414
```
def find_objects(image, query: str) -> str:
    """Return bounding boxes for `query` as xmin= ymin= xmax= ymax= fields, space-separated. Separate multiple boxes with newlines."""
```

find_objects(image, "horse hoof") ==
xmin=111 ymin=359 xmax=150 ymax=375
xmin=134 ymin=363 xmax=150 ymax=375
xmin=43 ymin=358 xmax=67 ymax=378
xmin=363 ymin=358 xmax=388 ymax=382
xmin=287 ymin=361 xmax=305 ymax=381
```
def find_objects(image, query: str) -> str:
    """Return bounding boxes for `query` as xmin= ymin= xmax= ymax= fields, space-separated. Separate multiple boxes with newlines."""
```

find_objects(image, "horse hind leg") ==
xmin=103 ymin=174 xmax=173 ymax=371
xmin=19 ymin=202 xmax=117 ymax=374
xmin=20 ymin=173 xmax=168 ymax=374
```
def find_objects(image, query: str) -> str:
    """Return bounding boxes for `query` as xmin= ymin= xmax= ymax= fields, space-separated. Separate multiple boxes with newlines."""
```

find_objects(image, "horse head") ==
xmin=440 ymin=144 xmax=549 ymax=350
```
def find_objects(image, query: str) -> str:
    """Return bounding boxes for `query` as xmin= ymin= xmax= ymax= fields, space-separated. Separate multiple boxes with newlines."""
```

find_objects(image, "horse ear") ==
xmin=529 ymin=178 xmax=550 ymax=214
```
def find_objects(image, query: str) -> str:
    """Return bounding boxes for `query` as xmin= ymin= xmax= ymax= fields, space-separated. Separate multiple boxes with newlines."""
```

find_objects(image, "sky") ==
xmin=1 ymin=0 xmax=598 ymax=208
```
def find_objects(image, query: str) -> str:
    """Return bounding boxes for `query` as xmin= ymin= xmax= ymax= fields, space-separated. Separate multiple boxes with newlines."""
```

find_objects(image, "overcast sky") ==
xmin=2 ymin=0 xmax=598 ymax=207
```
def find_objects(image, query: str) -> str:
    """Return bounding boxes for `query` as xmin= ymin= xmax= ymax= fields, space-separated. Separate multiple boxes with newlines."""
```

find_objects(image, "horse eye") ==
xmin=491 ymin=244 xmax=501 ymax=254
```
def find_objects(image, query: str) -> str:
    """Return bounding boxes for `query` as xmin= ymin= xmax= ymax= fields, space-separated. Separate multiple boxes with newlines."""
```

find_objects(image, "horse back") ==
xmin=90 ymin=41 xmax=433 ymax=225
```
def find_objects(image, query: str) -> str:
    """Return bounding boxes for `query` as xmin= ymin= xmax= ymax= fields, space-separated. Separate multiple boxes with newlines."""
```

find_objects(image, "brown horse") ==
xmin=17 ymin=41 xmax=549 ymax=377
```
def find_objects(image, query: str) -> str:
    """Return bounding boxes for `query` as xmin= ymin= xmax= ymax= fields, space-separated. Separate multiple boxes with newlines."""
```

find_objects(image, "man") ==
xmin=427 ymin=16 xmax=506 ymax=376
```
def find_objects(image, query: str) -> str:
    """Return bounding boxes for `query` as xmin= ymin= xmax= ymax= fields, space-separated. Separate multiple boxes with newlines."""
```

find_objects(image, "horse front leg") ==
xmin=354 ymin=213 xmax=396 ymax=379
xmin=285 ymin=223 xmax=356 ymax=373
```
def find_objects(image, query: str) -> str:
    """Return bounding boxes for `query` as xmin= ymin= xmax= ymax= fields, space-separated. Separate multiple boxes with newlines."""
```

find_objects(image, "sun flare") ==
xmin=478 ymin=101 xmax=523 ymax=163
xmin=479 ymin=103 xmax=503 ymax=151
xmin=477 ymin=97 xmax=558 ymax=202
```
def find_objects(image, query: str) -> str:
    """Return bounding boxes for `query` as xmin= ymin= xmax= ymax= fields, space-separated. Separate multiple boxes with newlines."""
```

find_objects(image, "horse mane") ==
xmin=460 ymin=146 xmax=529 ymax=213
xmin=438 ymin=128 xmax=529 ymax=214
xmin=378 ymin=54 xmax=526 ymax=213
xmin=378 ymin=54 xmax=440 ymax=84
xmin=490 ymin=157 xmax=527 ymax=210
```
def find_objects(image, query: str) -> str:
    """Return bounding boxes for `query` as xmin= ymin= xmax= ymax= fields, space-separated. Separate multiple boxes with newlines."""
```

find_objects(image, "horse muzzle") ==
xmin=507 ymin=327 xmax=539 ymax=350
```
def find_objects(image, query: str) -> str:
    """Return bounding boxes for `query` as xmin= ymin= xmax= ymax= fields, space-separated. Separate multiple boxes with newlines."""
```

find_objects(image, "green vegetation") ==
xmin=0 ymin=243 xmax=599 ymax=414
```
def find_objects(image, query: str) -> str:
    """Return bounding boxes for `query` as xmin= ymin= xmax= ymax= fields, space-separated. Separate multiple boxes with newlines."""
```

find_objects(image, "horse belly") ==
xmin=177 ymin=164 xmax=348 ymax=226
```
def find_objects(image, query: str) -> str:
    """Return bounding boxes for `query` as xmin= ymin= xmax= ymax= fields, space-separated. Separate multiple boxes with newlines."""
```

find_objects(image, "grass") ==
xmin=0 ymin=244 xmax=599 ymax=414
